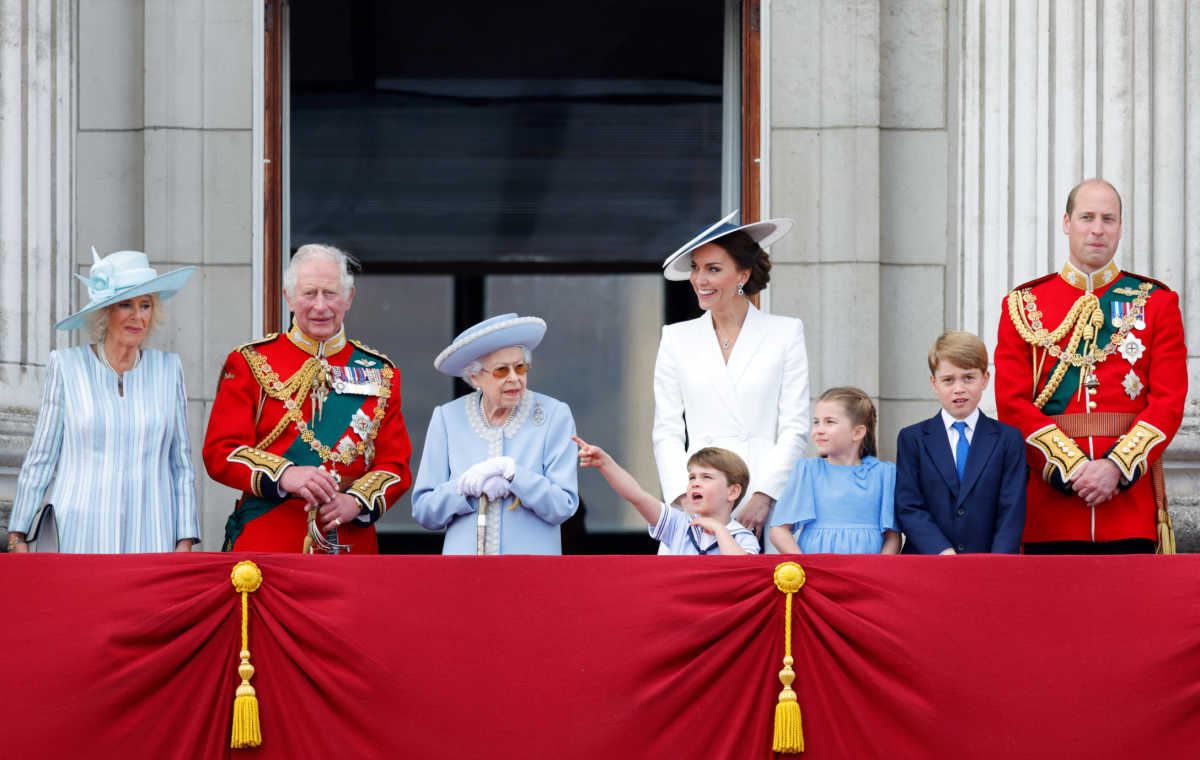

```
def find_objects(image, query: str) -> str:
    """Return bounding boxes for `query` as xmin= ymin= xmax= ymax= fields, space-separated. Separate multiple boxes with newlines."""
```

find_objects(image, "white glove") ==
xmin=487 ymin=456 xmax=516 ymax=481
xmin=480 ymin=474 xmax=511 ymax=501
xmin=458 ymin=461 xmax=492 ymax=497
xmin=457 ymin=457 xmax=516 ymax=498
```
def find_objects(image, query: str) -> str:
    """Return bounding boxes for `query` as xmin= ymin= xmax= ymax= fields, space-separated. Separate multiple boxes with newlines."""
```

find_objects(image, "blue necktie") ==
xmin=952 ymin=421 xmax=969 ymax=482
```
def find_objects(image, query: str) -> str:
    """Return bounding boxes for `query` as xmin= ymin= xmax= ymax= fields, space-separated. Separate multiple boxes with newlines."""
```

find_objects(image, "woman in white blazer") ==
xmin=653 ymin=212 xmax=809 ymax=553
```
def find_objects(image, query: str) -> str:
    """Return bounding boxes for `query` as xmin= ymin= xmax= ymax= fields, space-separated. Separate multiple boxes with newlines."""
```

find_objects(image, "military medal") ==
xmin=329 ymin=365 xmax=384 ymax=395
xmin=1110 ymin=301 xmax=1131 ymax=329
xmin=1118 ymin=334 xmax=1145 ymax=365
xmin=1122 ymin=370 xmax=1144 ymax=399
xmin=311 ymin=357 xmax=332 ymax=421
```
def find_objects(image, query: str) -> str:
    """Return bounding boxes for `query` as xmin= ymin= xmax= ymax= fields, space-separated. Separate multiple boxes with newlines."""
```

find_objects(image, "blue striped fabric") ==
xmin=8 ymin=345 xmax=199 ymax=552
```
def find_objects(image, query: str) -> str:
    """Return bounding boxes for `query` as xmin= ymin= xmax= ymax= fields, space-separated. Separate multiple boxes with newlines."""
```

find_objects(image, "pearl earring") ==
xmin=737 ymin=282 xmax=744 ymax=296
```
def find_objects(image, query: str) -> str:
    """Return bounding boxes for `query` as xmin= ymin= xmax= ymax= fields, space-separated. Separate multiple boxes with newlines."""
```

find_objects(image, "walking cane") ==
xmin=476 ymin=494 xmax=490 ymax=555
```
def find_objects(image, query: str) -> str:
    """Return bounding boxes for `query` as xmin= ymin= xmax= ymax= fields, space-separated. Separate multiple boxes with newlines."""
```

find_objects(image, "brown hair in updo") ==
xmin=712 ymin=230 xmax=772 ymax=295
xmin=818 ymin=387 xmax=878 ymax=460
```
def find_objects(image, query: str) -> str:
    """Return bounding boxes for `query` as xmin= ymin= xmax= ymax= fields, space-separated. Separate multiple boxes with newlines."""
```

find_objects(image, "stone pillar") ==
xmin=2 ymin=0 xmax=257 ymax=546
xmin=768 ymin=0 xmax=883 ymax=423
xmin=0 ymin=0 xmax=73 ymax=528
xmin=955 ymin=0 xmax=1200 ymax=548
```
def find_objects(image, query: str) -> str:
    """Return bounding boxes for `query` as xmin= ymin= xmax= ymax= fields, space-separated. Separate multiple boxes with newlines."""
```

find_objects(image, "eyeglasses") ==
xmin=483 ymin=361 xmax=529 ymax=379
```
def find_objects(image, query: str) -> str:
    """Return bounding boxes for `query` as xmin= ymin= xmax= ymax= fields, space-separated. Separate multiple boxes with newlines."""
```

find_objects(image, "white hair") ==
xmin=462 ymin=347 xmax=533 ymax=387
xmin=284 ymin=243 xmax=358 ymax=297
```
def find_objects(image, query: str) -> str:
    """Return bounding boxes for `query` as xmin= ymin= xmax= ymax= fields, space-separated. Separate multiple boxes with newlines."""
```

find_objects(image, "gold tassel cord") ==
xmin=230 ymin=561 xmax=264 ymax=749
xmin=772 ymin=561 xmax=806 ymax=753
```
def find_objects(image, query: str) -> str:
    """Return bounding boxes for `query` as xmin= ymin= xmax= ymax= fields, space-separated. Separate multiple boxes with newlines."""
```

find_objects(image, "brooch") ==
xmin=1118 ymin=334 xmax=1145 ymax=366
xmin=1122 ymin=370 xmax=1144 ymax=400
xmin=531 ymin=402 xmax=546 ymax=426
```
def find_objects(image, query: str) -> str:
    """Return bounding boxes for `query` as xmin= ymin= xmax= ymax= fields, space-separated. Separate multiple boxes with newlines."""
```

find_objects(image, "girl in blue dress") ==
xmin=768 ymin=387 xmax=901 ymax=554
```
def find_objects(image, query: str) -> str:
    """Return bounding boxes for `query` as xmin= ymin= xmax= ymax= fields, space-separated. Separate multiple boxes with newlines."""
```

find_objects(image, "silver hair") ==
xmin=284 ymin=243 xmax=358 ymax=297
xmin=461 ymin=347 xmax=533 ymax=387
xmin=85 ymin=293 xmax=166 ymax=342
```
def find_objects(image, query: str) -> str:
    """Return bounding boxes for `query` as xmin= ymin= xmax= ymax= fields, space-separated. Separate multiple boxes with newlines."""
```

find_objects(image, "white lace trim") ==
xmin=464 ymin=390 xmax=533 ymax=457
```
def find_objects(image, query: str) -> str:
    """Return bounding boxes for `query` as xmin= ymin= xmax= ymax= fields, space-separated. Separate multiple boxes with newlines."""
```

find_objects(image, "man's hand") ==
xmin=315 ymin=493 xmax=362 ymax=534
xmin=279 ymin=465 xmax=340 ymax=507
xmin=1071 ymin=458 xmax=1122 ymax=507
xmin=735 ymin=492 xmax=773 ymax=538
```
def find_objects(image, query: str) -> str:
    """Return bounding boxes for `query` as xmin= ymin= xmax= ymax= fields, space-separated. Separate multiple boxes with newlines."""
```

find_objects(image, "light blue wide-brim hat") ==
xmin=661 ymin=210 xmax=794 ymax=281
xmin=433 ymin=313 xmax=547 ymax=377
xmin=55 ymin=248 xmax=197 ymax=331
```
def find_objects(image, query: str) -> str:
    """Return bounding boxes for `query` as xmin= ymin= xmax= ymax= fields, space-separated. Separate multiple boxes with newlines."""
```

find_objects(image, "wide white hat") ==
xmin=433 ymin=313 xmax=547 ymax=377
xmin=55 ymin=248 xmax=196 ymax=331
xmin=661 ymin=210 xmax=794 ymax=280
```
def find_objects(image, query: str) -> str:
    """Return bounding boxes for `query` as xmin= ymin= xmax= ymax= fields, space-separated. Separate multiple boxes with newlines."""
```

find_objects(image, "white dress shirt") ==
xmin=940 ymin=406 xmax=980 ymax=468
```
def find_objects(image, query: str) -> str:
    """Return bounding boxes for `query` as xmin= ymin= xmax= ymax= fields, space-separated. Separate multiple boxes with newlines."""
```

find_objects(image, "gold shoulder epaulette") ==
xmin=234 ymin=333 xmax=279 ymax=353
xmin=349 ymin=339 xmax=395 ymax=368
xmin=1119 ymin=271 xmax=1172 ymax=293
xmin=1008 ymin=272 xmax=1057 ymax=294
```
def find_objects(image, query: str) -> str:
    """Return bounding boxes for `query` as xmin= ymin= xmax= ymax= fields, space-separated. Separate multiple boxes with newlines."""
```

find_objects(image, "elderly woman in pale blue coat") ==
xmin=412 ymin=314 xmax=578 ymax=554
xmin=6 ymin=249 xmax=199 ymax=553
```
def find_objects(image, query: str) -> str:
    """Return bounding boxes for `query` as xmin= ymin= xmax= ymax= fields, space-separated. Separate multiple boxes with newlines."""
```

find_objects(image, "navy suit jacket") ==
xmin=895 ymin=411 xmax=1027 ymax=554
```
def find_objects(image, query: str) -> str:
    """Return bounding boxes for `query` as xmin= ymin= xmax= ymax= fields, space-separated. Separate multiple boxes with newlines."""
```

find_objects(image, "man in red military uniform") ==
xmin=204 ymin=244 xmax=412 ymax=553
xmin=995 ymin=179 xmax=1188 ymax=553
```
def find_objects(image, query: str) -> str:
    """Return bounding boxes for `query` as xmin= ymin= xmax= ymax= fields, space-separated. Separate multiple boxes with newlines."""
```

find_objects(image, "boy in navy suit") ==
xmin=896 ymin=332 xmax=1027 ymax=553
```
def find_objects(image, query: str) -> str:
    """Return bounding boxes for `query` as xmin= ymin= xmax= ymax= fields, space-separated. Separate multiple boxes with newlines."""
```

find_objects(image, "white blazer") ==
xmin=652 ymin=304 xmax=810 ymax=517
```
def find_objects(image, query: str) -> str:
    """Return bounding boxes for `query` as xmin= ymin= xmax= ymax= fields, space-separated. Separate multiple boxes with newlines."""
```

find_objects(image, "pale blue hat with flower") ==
xmin=433 ymin=313 xmax=547 ymax=377
xmin=55 ymin=248 xmax=196 ymax=331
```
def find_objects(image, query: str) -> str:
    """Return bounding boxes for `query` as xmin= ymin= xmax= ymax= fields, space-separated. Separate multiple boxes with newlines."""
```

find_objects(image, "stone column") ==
xmin=0 ymin=0 xmax=73 ymax=528
xmin=768 ymin=0 xmax=883 ymax=421
xmin=955 ymin=0 xmax=1200 ymax=548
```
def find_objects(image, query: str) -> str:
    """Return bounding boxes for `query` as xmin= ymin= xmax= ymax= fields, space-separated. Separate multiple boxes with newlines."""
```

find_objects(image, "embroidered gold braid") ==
xmin=240 ymin=346 xmax=391 ymax=467
xmin=1006 ymin=282 xmax=1153 ymax=409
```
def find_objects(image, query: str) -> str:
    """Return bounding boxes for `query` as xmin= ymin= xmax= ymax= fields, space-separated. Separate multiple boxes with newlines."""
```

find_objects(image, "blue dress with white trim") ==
xmin=412 ymin=390 xmax=579 ymax=555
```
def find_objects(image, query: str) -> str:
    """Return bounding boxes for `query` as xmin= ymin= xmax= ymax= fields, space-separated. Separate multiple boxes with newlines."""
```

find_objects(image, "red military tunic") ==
xmin=994 ymin=259 xmax=1188 ymax=544
xmin=203 ymin=325 xmax=412 ymax=552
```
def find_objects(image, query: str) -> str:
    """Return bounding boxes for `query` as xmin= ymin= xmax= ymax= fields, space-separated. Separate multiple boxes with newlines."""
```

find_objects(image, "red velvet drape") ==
xmin=3 ymin=554 xmax=1199 ymax=759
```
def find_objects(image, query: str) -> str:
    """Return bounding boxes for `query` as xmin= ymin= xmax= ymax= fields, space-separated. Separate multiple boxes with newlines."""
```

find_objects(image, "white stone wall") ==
xmin=0 ymin=0 xmax=72 ymax=517
xmin=768 ymin=0 xmax=952 ymax=462
xmin=1 ymin=0 xmax=257 ymax=548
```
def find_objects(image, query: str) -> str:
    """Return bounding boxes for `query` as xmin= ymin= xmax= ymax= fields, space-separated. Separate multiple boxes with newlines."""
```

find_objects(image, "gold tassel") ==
xmin=230 ymin=561 xmax=264 ymax=749
xmin=1157 ymin=509 xmax=1176 ymax=555
xmin=772 ymin=562 xmax=806 ymax=753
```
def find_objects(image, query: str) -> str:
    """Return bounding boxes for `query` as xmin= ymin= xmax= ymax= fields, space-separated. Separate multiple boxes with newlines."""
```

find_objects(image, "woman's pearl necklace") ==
xmin=480 ymin=395 xmax=519 ymax=428
xmin=96 ymin=344 xmax=141 ymax=392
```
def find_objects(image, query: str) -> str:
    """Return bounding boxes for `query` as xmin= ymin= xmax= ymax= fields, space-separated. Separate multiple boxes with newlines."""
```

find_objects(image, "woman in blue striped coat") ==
xmin=6 ymin=249 xmax=199 ymax=553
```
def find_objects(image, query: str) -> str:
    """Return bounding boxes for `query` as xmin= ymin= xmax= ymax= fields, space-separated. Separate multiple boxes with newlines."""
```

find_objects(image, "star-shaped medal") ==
xmin=1118 ymin=334 xmax=1145 ymax=365
xmin=1122 ymin=370 xmax=1144 ymax=400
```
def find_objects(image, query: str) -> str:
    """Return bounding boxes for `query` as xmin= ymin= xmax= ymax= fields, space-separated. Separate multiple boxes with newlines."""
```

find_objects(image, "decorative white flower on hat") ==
xmin=1118 ymin=334 xmax=1145 ymax=366
xmin=80 ymin=247 xmax=117 ymax=299
xmin=1122 ymin=370 xmax=1144 ymax=400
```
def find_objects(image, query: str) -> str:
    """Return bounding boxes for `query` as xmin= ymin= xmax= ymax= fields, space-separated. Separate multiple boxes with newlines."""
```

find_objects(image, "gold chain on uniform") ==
xmin=240 ymin=346 xmax=391 ymax=465
xmin=1006 ymin=282 xmax=1153 ymax=408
